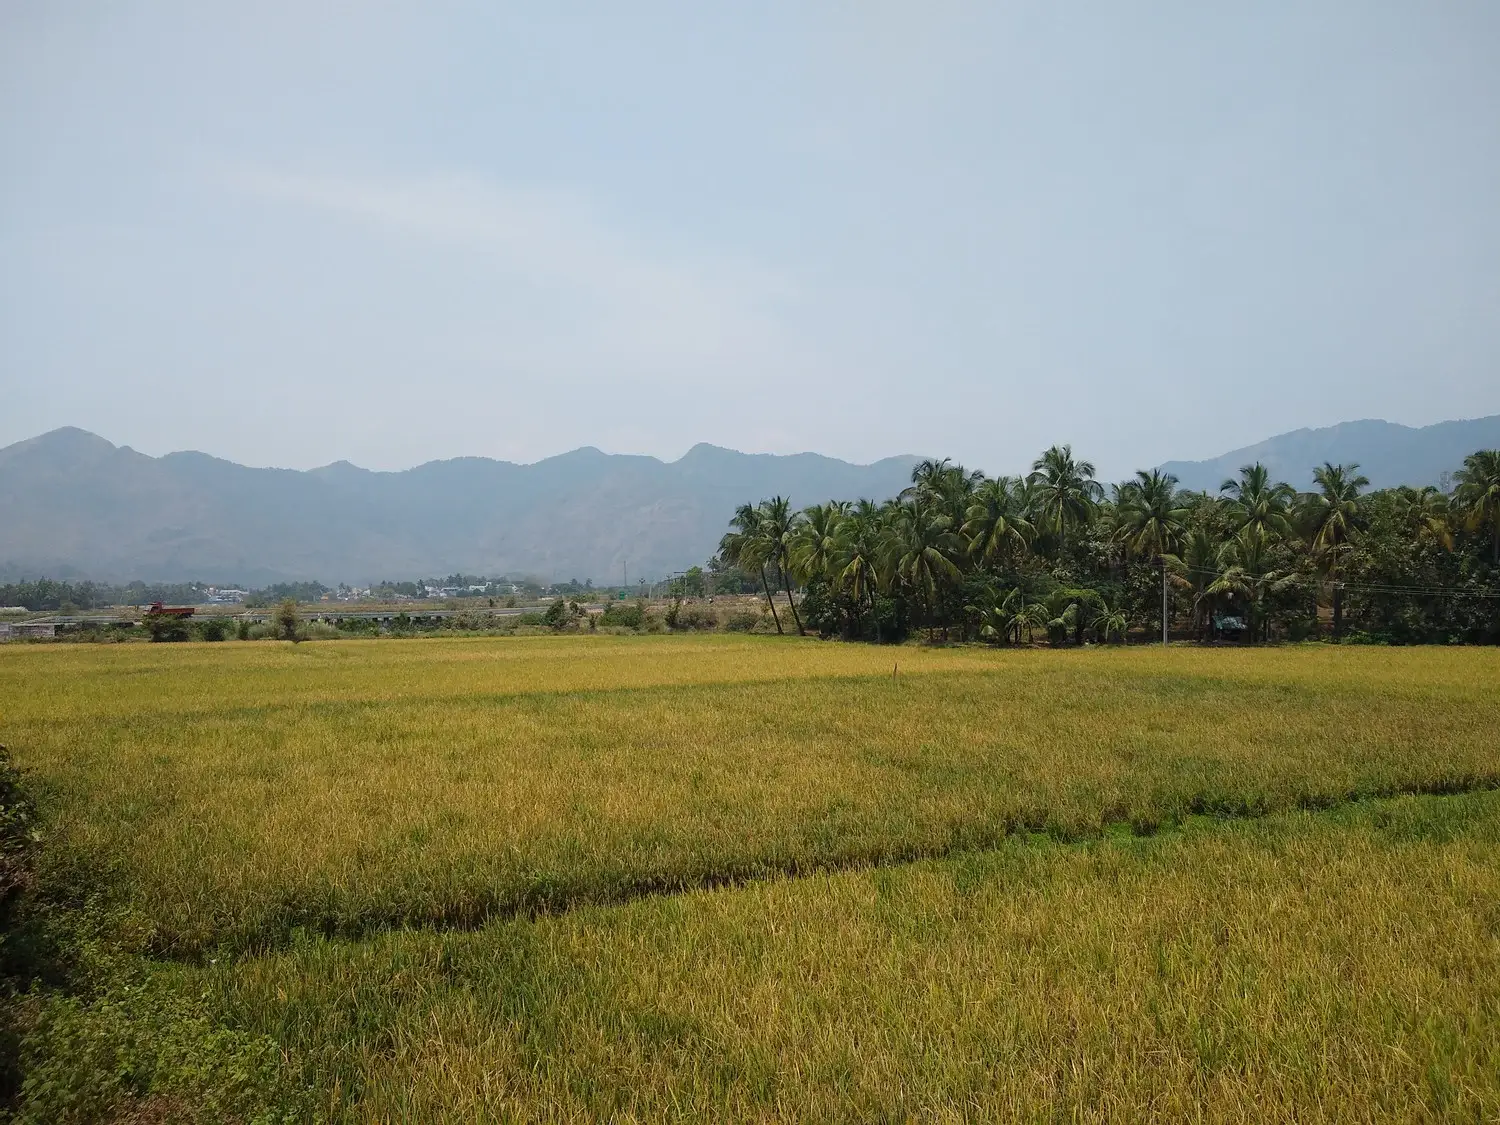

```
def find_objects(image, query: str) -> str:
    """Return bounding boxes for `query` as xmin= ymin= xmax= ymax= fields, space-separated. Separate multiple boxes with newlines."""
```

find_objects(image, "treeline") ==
xmin=716 ymin=448 xmax=1500 ymax=645
xmin=0 ymin=579 xmax=214 ymax=612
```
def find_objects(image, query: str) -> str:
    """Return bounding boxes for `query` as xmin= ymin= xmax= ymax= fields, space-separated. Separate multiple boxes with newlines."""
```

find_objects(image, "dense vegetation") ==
xmin=1 ymin=637 xmax=1497 ymax=1119
xmin=718 ymin=447 xmax=1500 ymax=644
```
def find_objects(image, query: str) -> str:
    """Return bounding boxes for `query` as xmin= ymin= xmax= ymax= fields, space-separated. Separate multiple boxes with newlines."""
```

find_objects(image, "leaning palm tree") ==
xmin=759 ymin=496 xmax=805 ymax=634
xmin=1220 ymin=463 xmax=1297 ymax=543
xmin=888 ymin=496 xmax=963 ymax=638
xmin=1454 ymin=449 xmax=1500 ymax=563
xmin=1028 ymin=445 xmax=1102 ymax=553
xmin=962 ymin=476 xmax=1034 ymax=566
xmin=718 ymin=502 xmax=781 ymax=634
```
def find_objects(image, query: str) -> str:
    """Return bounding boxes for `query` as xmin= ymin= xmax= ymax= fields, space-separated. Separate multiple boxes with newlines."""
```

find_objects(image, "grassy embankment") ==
xmin=1 ymin=636 xmax=1498 ymax=1120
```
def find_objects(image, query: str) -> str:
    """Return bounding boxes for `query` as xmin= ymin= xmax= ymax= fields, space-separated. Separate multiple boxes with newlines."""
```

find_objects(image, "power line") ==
xmin=1169 ymin=562 xmax=1500 ymax=599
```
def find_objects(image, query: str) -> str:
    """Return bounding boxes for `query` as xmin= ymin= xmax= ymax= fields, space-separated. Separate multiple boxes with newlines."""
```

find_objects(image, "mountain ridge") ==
xmin=1157 ymin=415 xmax=1500 ymax=493
xmin=0 ymin=429 xmax=922 ymax=584
xmin=2 ymin=415 xmax=1496 ymax=584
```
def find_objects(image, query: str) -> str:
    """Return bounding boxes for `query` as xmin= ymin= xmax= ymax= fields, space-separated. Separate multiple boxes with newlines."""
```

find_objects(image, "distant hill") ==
xmin=0 ymin=429 xmax=920 ymax=584
xmin=4 ymin=416 xmax=1497 ymax=584
xmin=1159 ymin=416 xmax=1500 ymax=493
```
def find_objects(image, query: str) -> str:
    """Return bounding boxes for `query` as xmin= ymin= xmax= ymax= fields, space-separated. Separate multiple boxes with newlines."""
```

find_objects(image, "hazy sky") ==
xmin=4 ymin=2 xmax=1498 ymax=479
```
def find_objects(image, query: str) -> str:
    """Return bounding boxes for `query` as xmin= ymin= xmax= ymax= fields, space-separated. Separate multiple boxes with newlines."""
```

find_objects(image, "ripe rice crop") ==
xmin=3 ymin=636 xmax=1496 ymax=957
xmin=146 ymin=792 xmax=1500 ymax=1121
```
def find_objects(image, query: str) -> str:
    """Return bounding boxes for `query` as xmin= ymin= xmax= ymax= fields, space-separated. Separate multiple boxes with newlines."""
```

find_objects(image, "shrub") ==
xmin=600 ymin=601 xmax=646 ymax=629
xmin=724 ymin=609 xmax=760 ymax=633
xmin=543 ymin=600 xmax=570 ymax=630
xmin=274 ymin=599 xmax=299 ymax=642
xmin=195 ymin=618 xmax=230 ymax=643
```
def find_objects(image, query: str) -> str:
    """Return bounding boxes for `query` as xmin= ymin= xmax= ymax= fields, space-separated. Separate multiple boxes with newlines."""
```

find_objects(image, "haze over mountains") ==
xmin=1159 ymin=416 xmax=1500 ymax=494
xmin=2 ymin=416 xmax=1496 ymax=585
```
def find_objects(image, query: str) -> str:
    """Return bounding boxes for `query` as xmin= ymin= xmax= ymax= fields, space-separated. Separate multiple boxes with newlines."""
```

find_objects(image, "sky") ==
xmin=3 ymin=2 xmax=1498 ymax=480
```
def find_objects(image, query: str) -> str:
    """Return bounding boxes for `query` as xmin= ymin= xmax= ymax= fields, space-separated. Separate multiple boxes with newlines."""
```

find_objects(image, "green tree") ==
xmin=791 ymin=502 xmax=847 ymax=586
xmin=889 ymin=496 xmax=962 ymax=638
xmin=1165 ymin=525 xmax=1223 ymax=640
xmin=1220 ymin=463 xmax=1297 ymax=542
xmin=834 ymin=501 xmax=887 ymax=640
xmin=1115 ymin=470 xmax=1188 ymax=560
xmin=719 ymin=503 xmax=782 ymax=634
xmin=1299 ymin=461 xmax=1369 ymax=636
xmin=962 ymin=476 xmax=1033 ymax=566
xmin=759 ymin=496 xmax=806 ymax=635
xmin=1207 ymin=531 xmax=1299 ymax=643
xmin=1391 ymin=485 xmax=1453 ymax=551
xmin=1028 ymin=445 xmax=1102 ymax=554
xmin=275 ymin=598 xmax=300 ymax=642
xmin=1454 ymin=449 xmax=1500 ymax=562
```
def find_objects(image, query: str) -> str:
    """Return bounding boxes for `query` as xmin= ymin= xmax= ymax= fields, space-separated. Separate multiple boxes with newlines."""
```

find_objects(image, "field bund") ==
xmin=3 ymin=636 xmax=1499 ymax=1120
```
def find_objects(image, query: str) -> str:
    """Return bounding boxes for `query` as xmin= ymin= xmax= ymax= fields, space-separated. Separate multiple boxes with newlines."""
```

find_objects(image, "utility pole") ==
xmin=1161 ymin=557 xmax=1169 ymax=646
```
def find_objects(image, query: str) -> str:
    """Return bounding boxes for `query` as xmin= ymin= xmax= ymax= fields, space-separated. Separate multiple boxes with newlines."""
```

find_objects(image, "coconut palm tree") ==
xmin=1299 ymin=462 xmax=1368 ymax=636
xmin=1392 ymin=485 xmax=1454 ymax=551
xmin=1207 ymin=530 xmax=1299 ymax=642
xmin=1454 ymin=449 xmax=1500 ymax=563
xmin=1115 ymin=469 xmax=1189 ymax=560
xmin=962 ymin=476 xmax=1034 ymax=566
xmin=759 ymin=496 xmax=805 ymax=634
xmin=1220 ymin=463 xmax=1297 ymax=543
xmin=1028 ymin=445 xmax=1102 ymax=554
xmin=1300 ymin=463 xmax=1368 ymax=554
xmin=1165 ymin=525 xmax=1222 ymax=640
xmin=835 ymin=502 xmax=887 ymax=639
xmin=791 ymin=502 xmax=846 ymax=584
xmin=971 ymin=587 xmax=1045 ymax=645
xmin=719 ymin=502 xmax=781 ymax=633
xmin=1093 ymin=599 xmax=1129 ymax=644
xmin=888 ymin=496 xmax=962 ymax=637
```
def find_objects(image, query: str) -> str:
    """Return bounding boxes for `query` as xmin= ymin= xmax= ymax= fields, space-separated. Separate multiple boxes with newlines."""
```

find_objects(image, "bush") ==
xmin=724 ymin=609 xmax=760 ymax=633
xmin=600 ymin=600 xmax=646 ymax=629
xmin=235 ymin=619 xmax=252 ymax=641
xmin=194 ymin=618 xmax=230 ymax=643
xmin=670 ymin=604 xmax=719 ymax=631
xmin=274 ymin=599 xmax=299 ymax=642
xmin=144 ymin=614 xmax=191 ymax=643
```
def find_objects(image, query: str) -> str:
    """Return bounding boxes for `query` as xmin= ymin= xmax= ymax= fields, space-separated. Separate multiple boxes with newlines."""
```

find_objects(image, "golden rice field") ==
xmin=3 ymin=635 xmax=1499 ymax=1121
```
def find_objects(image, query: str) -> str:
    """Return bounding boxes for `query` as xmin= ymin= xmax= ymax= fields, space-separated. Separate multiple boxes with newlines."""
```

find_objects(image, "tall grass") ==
xmin=190 ymin=792 xmax=1500 ymax=1121
xmin=2 ymin=637 xmax=1497 ymax=956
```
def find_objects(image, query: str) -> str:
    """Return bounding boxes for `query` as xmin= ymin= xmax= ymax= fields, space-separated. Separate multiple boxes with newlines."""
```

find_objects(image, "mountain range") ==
xmin=1159 ymin=416 xmax=1500 ymax=494
xmin=1 ymin=415 xmax=1496 ymax=584
xmin=0 ymin=428 xmax=917 ymax=585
